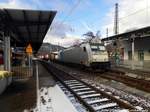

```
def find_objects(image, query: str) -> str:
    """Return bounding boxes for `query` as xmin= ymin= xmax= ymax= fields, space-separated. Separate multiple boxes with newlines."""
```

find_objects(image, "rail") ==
xmin=41 ymin=61 xmax=137 ymax=112
xmin=102 ymin=70 xmax=150 ymax=93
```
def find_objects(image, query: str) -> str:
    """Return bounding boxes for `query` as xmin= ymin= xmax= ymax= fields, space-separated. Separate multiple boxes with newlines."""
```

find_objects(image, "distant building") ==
xmin=38 ymin=43 xmax=65 ymax=54
xmin=37 ymin=43 xmax=65 ymax=59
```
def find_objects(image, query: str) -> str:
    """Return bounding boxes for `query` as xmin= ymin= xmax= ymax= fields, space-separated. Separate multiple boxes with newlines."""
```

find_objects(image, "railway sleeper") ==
xmin=70 ymin=85 xmax=86 ymax=89
xmin=65 ymin=82 xmax=82 ymax=85
xmin=67 ymin=83 xmax=83 ymax=87
xmin=80 ymin=94 xmax=101 ymax=99
xmin=73 ymin=87 xmax=91 ymax=92
xmin=87 ymin=98 xmax=109 ymax=104
xmin=91 ymin=100 xmax=115 ymax=107
xmin=93 ymin=102 xmax=118 ymax=111
xmin=77 ymin=91 xmax=96 ymax=95
xmin=64 ymin=80 xmax=80 ymax=83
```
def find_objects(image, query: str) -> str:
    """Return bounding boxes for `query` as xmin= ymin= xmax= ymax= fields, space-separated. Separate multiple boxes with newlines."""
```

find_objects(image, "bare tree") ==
xmin=82 ymin=31 xmax=101 ymax=43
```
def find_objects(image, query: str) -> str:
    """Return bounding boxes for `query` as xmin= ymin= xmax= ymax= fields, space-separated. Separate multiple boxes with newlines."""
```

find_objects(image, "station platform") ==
xmin=49 ymin=85 xmax=77 ymax=112
xmin=35 ymin=61 xmax=56 ymax=87
xmin=32 ymin=85 xmax=78 ymax=112
xmin=0 ymin=78 xmax=36 ymax=112
xmin=0 ymin=61 xmax=78 ymax=112
xmin=31 ymin=61 xmax=78 ymax=112
xmin=48 ymin=85 xmax=78 ymax=112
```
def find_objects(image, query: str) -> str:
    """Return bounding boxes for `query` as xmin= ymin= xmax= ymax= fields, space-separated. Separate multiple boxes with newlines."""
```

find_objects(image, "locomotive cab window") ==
xmin=83 ymin=47 xmax=86 ymax=52
xmin=90 ymin=44 xmax=105 ymax=51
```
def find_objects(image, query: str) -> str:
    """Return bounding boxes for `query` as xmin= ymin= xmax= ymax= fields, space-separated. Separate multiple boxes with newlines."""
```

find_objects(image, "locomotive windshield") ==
xmin=90 ymin=44 xmax=105 ymax=51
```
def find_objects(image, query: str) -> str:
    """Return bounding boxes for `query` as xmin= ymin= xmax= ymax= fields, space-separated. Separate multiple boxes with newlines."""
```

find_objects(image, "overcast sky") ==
xmin=0 ymin=0 xmax=150 ymax=47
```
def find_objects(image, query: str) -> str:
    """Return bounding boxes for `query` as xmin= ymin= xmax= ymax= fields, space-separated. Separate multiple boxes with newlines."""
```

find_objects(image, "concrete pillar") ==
xmin=4 ymin=35 xmax=11 ymax=71
xmin=131 ymin=37 xmax=135 ymax=70
xmin=7 ymin=35 xmax=11 ymax=71
xmin=3 ymin=33 xmax=7 ymax=70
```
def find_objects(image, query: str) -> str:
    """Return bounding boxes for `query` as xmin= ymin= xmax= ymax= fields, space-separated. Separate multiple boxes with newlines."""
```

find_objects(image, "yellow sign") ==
xmin=26 ymin=43 xmax=33 ymax=55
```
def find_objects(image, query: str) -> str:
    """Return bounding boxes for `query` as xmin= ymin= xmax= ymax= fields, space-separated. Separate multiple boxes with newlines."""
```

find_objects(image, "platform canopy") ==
xmin=102 ymin=26 xmax=150 ymax=41
xmin=0 ymin=9 xmax=56 ymax=53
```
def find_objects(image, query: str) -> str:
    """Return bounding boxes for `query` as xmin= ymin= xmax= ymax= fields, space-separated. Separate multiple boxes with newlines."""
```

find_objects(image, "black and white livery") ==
xmin=58 ymin=39 xmax=110 ymax=70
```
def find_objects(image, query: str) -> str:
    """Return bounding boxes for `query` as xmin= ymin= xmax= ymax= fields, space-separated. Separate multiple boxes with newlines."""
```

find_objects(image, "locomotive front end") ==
xmin=90 ymin=43 xmax=110 ymax=69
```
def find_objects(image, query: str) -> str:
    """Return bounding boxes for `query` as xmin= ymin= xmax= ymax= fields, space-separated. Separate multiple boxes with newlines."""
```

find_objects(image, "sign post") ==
xmin=26 ymin=44 xmax=33 ymax=67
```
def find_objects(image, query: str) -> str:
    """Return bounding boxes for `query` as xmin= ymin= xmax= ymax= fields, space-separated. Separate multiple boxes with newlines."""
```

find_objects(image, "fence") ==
xmin=12 ymin=66 xmax=33 ymax=80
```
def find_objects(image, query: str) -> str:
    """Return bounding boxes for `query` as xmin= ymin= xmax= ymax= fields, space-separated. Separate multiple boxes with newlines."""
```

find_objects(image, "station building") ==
xmin=102 ymin=26 xmax=150 ymax=70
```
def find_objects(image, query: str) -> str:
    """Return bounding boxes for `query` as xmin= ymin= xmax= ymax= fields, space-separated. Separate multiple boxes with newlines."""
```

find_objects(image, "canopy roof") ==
xmin=0 ymin=9 xmax=56 ymax=52
xmin=102 ymin=26 xmax=150 ymax=41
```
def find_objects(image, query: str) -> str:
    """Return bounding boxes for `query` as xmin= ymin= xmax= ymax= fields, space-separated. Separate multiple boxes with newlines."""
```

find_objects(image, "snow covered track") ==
xmin=41 ymin=61 xmax=139 ymax=112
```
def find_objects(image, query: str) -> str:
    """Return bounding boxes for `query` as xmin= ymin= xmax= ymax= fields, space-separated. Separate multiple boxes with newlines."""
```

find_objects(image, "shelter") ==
xmin=0 ymin=9 xmax=56 ymax=52
xmin=102 ymin=26 xmax=150 ymax=41
xmin=0 ymin=8 xmax=56 ymax=71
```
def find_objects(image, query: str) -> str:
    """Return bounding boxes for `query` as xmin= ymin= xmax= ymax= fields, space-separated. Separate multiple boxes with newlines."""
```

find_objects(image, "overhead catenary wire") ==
xmin=50 ymin=0 xmax=82 ymax=32
xmin=118 ymin=6 xmax=150 ymax=21
xmin=104 ymin=3 xmax=150 ymax=37
xmin=62 ymin=0 xmax=82 ymax=23
xmin=89 ymin=3 xmax=150 ymax=30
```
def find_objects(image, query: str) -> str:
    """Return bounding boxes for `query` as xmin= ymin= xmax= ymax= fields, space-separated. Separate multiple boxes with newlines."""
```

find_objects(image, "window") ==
xmin=138 ymin=50 xmax=144 ymax=61
xmin=120 ymin=48 xmax=124 ymax=60
xmin=83 ymin=47 xmax=86 ymax=52
xmin=98 ymin=46 xmax=105 ymax=50
xmin=128 ymin=51 xmax=132 ymax=60
xmin=90 ymin=44 xmax=105 ymax=51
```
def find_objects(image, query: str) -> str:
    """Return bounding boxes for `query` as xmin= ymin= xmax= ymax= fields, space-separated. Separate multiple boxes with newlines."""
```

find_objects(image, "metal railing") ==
xmin=12 ymin=66 xmax=33 ymax=80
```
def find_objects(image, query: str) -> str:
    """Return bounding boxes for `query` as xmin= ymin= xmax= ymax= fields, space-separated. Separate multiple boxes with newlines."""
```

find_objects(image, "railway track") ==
xmin=79 ymin=67 xmax=150 ymax=93
xmin=54 ymin=62 xmax=150 ymax=93
xmin=100 ymin=70 xmax=150 ymax=93
xmin=41 ymin=61 xmax=138 ymax=112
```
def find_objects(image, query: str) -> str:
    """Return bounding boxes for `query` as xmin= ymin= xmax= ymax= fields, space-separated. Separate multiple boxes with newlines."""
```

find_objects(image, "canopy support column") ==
xmin=131 ymin=35 xmax=135 ymax=70
xmin=4 ymin=33 xmax=11 ymax=71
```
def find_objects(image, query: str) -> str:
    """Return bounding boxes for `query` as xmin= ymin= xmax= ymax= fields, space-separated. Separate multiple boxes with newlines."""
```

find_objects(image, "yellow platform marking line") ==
xmin=0 ymin=71 xmax=13 ymax=79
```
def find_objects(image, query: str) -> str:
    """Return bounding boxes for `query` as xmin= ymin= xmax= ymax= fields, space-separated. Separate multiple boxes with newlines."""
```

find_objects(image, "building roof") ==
xmin=0 ymin=9 xmax=56 ymax=53
xmin=102 ymin=26 xmax=150 ymax=41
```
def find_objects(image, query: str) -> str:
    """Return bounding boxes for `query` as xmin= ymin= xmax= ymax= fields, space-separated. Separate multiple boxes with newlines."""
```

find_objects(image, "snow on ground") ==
xmin=25 ymin=85 xmax=78 ymax=112
xmin=57 ymin=82 xmax=87 ymax=112
xmin=82 ymin=79 xmax=150 ymax=110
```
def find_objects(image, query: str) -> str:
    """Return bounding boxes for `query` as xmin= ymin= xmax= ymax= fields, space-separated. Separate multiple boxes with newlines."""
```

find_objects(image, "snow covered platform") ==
xmin=28 ymin=61 xmax=78 ymax=112
xmin=31 ymin=84 xmax=78 ymax=112
xmin=48 ymin=85 xmax=78 ymax=112
xmin=35 ymin=61 xmax=56 ymax=88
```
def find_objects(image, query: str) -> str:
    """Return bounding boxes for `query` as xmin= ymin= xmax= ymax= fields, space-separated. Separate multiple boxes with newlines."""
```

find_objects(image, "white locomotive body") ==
xmin=58 ymin=41 xmax=110 ymax=69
